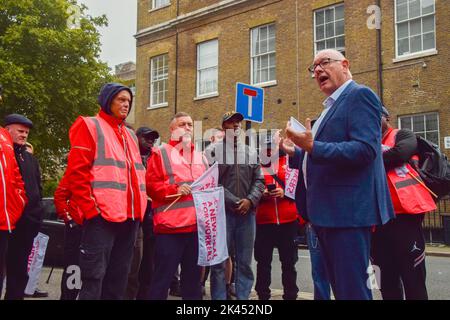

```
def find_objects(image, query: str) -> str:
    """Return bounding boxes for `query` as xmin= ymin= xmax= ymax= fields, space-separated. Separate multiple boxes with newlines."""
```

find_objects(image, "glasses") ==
xmin=308 ymin=58 xmax=343 ymax=74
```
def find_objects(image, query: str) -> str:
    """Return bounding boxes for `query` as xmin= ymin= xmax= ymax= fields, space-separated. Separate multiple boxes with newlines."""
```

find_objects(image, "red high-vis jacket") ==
xmin=382 ymin=127 xmax=436 ymax=215
xmin=54 ymin=171 xmax=83 ymax=225
xmin=65 ymin=110 xmax=147 ymax=222
xmin=0 ymin=127 xmax=27 ymax=231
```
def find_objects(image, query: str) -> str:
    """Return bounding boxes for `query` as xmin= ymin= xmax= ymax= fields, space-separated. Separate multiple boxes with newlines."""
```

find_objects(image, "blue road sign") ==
xmin=235 ymin=83 xmax=264 ymax=123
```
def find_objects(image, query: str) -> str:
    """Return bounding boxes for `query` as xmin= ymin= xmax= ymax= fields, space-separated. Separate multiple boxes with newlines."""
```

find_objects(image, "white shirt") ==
xmin=302 ymin=79 xmax=353 ymax=188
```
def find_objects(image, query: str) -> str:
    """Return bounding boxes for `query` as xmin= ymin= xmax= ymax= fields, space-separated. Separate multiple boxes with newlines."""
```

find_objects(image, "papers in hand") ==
xmin=290 ymin=116 xmax=306 ymax=133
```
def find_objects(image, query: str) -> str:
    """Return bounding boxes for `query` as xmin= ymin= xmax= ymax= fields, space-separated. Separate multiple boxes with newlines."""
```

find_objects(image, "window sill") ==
xmin=148 ymin=4 xmax=171 ymax=13
xmin=194 ymin=92 xmax=219 ymax=101
xmin=393 ymin=49 xmax=438 ymax=63
xmin=147 ymin=103 xmax=168 ymax=110
xmin=252 ymin=80 xmax=277 ymax=88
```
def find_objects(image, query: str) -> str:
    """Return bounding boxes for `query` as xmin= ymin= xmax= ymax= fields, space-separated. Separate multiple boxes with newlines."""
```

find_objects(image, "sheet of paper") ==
xmin=290 ymin=116 xmax=306 ymax=133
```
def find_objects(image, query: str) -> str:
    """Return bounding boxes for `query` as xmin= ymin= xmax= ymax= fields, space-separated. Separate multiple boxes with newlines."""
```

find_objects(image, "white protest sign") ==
xmin=25 ymin=232 xmax=49 ymax=295
xmin=193 ymin=186 xmax=228 ymax=266
xmin=191 ymin=163 xmax=218 ymax=191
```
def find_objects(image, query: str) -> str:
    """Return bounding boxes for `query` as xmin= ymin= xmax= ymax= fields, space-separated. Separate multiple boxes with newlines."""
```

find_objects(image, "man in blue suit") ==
xmin=281 ymin=49 xmax=394 ymax=300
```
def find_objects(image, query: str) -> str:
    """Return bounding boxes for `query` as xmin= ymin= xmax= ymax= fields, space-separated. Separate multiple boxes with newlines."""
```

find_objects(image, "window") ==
xmin=152 ymin=0 xmax=170 ymax=10
xmin=251 ymin=24 xmax=276 ymax=85
xmin=314 ymin=4 xmax=345 ymax=54
xmin=197 ymin=40 xmax=218 ymax=97
xmin=150 ymin=54 xmax=168 ymax=108
xmin=398 ymin=112 xmax=439 ymax=146
xmin=395 ymin=0 xmax=436 ymax=57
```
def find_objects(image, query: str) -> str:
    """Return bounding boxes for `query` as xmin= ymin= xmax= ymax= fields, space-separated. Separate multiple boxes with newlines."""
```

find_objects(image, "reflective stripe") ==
xmin=175 ymin=181 xmax=194 ymax=186
xmin=154 ymin=200 xmax=195 ymax=214
xmin=92 ymin=181 xmax=127 ymax=191
xmin=160 ymin=146 xmax=175 ymax=184
xmin=140 ymin=184 xmax=146 ymax=192
xmin=395 ymin=179 xmax=420 ymax=189
xmin=90 ymin=117 xmax=126 ymax=168
xmin=135 ymin=163 xmax=145 ymax=171
xmin=126 ymin=127 xmax=139 ymax=145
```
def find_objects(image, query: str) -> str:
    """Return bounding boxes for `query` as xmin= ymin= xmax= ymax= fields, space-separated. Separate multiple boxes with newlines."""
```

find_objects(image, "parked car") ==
xmin=40 ymin=197 xmax=65 ymax=267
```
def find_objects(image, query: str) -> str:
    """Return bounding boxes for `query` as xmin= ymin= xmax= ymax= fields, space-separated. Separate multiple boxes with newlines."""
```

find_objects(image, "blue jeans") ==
xmin=306 ymin=223 xmax=331 ymax=300
xmin=210 ymin=211 xmax=256 ymax=300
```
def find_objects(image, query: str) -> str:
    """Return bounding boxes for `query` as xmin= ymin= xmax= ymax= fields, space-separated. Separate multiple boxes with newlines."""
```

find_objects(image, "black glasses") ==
xmin=308 ymin=58 xmax=342 ymax=73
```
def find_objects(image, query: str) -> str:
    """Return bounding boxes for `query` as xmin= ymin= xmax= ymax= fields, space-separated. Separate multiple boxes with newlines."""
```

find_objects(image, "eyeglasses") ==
xmin=308 ymin=58 xmax=343 ymax=74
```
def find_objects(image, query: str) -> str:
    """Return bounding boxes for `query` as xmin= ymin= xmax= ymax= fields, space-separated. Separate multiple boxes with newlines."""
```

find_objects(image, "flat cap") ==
xmin=4 ymin=114 xmax=33 ymax=128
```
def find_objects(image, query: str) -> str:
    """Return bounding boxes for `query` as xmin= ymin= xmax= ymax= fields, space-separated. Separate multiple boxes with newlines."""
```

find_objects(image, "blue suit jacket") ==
xmin=290 ymin=81 xmax=394 ymax=228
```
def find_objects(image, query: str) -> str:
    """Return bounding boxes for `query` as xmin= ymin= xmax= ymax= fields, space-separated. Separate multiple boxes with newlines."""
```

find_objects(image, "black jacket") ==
xmin=206 ymin=137 xmax=265 ymax=213
xmin=383 ymin=129 xmax=418 ymax=172
xmin=14 ymin=144 xmax=44 ymax=224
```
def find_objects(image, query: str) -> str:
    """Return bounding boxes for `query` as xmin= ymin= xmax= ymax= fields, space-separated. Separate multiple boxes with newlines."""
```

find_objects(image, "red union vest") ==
xmin=82 ymin=116 xmax=147 ymax=222
xmin=153 ymin=143 xmax=208 ymax=231
xmin=382 ymin=128 xmax=436 ymax=215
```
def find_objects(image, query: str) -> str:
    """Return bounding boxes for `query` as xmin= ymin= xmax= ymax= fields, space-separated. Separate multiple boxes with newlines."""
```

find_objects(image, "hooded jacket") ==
xmin=65 ymin=83 xmax=144 ymax=222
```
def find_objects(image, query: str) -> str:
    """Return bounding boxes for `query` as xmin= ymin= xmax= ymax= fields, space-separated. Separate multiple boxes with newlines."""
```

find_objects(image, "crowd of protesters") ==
xmin=0 ymin=49 xmax=435 ymax=300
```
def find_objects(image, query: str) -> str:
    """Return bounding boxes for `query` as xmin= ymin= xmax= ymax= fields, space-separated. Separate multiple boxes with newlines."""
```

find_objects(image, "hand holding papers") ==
xmin=289 ymin=116 xmax=307 ymax=133
xmin=285 ymin=118 xmax=314 ymax=153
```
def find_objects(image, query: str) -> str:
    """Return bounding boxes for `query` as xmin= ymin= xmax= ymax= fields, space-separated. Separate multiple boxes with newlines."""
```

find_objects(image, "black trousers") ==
xmin=78 ymin=215 xmax=139 ymax=300
xmin=0 ymin=230 xmax=8 ymax=297
xmin=371 ymin=214 xmax=428 ymax=300
xmin=254 ymin=221 xmax=299 ymax=300
xmin=60 ymin=223 xmax=82 ymax=300
xmin=149 ymin=232 xmax=202 ymax=300
xmin=5 ymin=218 xmax=40 ymax=300
xmin=136 ymin=209 xmax=156 ymax=300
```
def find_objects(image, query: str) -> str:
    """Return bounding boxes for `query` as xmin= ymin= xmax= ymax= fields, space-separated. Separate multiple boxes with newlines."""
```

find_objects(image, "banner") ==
xmin=285 ymin=157 xmax=299 ymax=200
xmin=191 ymin=162 xmax=218 ymax=191
xmin=25 ymin=232 xmax=49 ymax=295
xmin=193 ymin=186 xmax=228 ymax=266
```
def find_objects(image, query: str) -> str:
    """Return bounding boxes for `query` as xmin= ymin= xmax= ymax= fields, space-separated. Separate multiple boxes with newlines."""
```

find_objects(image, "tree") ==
xmin=0 ymin=0 xmax=114 ymax=184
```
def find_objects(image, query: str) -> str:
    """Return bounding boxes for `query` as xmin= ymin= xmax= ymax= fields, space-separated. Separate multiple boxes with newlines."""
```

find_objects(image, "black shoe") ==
xmin=25 ymin=288 xmax=49 ymax=298
xmin=169 ymin=285 xmax=181 ymax=297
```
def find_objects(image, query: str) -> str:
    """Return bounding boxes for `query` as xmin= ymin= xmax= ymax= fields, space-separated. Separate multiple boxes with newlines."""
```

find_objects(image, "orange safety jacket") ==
xmin=82 ymin=115 xmax=147 ymax=222
xmin=382 ymin=128 xmax=436 ymax=215
xmin=151 ymin=143 xmax=208 ymax=233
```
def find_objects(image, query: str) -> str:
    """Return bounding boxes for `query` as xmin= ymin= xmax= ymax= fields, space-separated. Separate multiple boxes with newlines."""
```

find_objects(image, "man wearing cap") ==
xmin=65 ymin=83 xmax=148 ymax=300
xmin=371 ymin=107 xmax=435 ymax=300
xmin=3 ymin=114 xmax=45 ymax=300
xmin=146 ymin=112 xmax=208 ymax=300
xmin=207 ymin=111 xmax=265 ymax=300
xmin=0 ymin=91 xmax=28 ymax=298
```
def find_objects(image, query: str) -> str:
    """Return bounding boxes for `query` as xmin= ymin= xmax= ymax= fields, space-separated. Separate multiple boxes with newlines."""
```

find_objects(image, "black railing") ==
xmin=423 ymin=196 xmax=450 ymax=244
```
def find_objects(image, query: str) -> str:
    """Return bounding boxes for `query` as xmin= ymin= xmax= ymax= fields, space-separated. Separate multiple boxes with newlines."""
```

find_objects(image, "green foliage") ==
xmin=42 ymin=178 xmax=59 ymax=198
xmin=0 ymin=0 xmax=114 ymax=176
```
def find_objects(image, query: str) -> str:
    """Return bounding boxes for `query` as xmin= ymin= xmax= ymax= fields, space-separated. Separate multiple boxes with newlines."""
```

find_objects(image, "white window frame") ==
xmin=149 ymin=54 xmax=169 ymax=109
xmin=196 ymin=39 xmax=219 ymax=98
xmin=313 ymin=3 xmax=345 ymax=55
xmin=398 ymin=112 xmax=440 ymax=147
xmin=394 ymin=0 xmax=436 ymax=60
xmin=151 ymin=0 xmax=170 ymax=10
xmin=250 ymin=23 xmax=276 ymax=86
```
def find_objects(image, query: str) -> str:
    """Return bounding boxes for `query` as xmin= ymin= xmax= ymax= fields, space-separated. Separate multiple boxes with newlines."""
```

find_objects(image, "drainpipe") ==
xmin=376 ymin=0 xmax=384 ymax=105
xmin=174 ymin=0 xmax=180 ymax=114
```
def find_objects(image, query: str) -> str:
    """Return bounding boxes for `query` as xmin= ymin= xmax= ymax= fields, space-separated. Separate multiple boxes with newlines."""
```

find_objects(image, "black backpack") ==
xmin=410 ymin=135 xmax=450 ymax=200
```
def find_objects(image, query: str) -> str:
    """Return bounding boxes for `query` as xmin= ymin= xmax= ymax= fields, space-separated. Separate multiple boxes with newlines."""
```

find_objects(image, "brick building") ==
xmin=135 ymin=0 xmax=449 ymax=155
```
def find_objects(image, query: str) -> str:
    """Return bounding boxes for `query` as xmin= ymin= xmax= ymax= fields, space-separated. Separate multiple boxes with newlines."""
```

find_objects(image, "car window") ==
xmin=41 ymin=198 xmax=58 ymax=221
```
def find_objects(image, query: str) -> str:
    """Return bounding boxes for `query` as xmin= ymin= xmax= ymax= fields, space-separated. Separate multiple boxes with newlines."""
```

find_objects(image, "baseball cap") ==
xmin=222 ymin=111 xmax=244 ymax=124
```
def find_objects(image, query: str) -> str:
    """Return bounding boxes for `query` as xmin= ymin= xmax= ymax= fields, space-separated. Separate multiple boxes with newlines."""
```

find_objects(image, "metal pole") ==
xmin=46 ymin=266 xmax=54 ymax=284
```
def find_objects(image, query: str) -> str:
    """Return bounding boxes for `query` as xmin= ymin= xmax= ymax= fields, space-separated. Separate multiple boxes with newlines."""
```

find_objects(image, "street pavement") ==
xmin=19 ymin=245 xmax=450 ymax=301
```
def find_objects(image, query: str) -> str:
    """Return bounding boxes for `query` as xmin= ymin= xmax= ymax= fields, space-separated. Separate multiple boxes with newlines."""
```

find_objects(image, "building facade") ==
xmin=135 ymin=0 xmax=450 ymax=156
